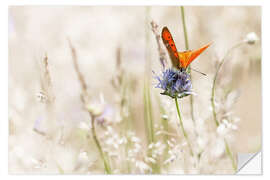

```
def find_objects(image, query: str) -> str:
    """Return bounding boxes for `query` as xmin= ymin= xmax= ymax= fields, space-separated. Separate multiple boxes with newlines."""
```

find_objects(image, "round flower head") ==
xmin=244 ymin=32 xmax=259 ymax=45
xmin=155 ymin=68 xmax=192 ymax=98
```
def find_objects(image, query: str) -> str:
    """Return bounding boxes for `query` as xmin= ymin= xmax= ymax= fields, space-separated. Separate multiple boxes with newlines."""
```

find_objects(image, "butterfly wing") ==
xmin=162 ymin=26 xmax=211 ymax=69
xmin=178 ymin=51 xmax=193 ymax=69
xmin=178 ymin=43 xmax=211 ymax=69
xmin=161 ymin=27 xmax=180 ymax=68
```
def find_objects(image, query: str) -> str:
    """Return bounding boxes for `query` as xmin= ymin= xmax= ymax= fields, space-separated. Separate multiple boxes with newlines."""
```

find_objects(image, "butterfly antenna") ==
xmin=190 ymin=67 xmax=207 ymax=76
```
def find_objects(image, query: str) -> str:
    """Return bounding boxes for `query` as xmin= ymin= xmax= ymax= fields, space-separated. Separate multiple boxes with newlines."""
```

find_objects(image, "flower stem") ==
xmin=180 ymin=6 xmax=189 ymax=50
xmin=174 ymin=97 xmax=193 ymax=156
xmin=225 ymin=139 xmax=237 ymax=171
xmin=147 ymin=86 xmax=155 ymax=143
xmin=143 ymin=83 xmax=151 ymax=144
xmin=90 ymin=113 xmax=112 ymax=174
xmin=180 ymin=6 xmax=195 ymax=122
xmin=211 ymin=41 xmax=244 ymax=172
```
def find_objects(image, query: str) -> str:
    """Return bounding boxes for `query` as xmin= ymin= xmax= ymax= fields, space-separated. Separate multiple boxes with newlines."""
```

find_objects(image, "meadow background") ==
xmin=8 ymin=6 xmax=261 ymax=174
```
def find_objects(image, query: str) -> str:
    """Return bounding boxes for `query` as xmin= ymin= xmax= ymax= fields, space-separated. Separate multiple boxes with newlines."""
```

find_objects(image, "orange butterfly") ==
xmin=161 ymin=26 xmax=211 ymax=71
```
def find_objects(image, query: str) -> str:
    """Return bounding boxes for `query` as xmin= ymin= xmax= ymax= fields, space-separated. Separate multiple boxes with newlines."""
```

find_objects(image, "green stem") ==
xmin=145 ymin=7 xmax=151 ymax=76
xmin=147 ymin=85 xmax=155 ymax=143
xmin=180 ymin=6 xmax=189 ymax=50
xmin=180 ymin=6 xmax=195 ymax=122
xmin=120 ymin=79 xmax=132 ymax=173
xmin=143 ymin=81 xmax=154 ymax=144
xmin=90 ymin=113 xmax=112 ymax=174
xmin=143 ymin=83 xmax=151 ymax=144
xmin=210 ymin=41 xmax=244 ymax=172
xmin=144 ymin=7 xmax=160 ymax=173
xmin=146 ymin=82 xmax=160 ymax=173
xmin=175 ymin=98 xmax=194 ymax=156
xmin=225 ymin=139 xmax=237 ymax=171
xmin=143 ymin=6 xmax=154 ymax=144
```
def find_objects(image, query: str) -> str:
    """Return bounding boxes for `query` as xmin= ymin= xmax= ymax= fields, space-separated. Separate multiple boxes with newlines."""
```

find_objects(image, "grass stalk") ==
xmin=143 ymin=82 xmax=152 ymax=144
xmin=68 ymin=38 xmax=111 ymax=174
xmin=174 ymin=98 xmax=194 ymax=156
xmin=180 ymin=6 xmax=195 ymax=122
xmin=144 ymin=7 xmax=160 ymax=173
xmin=147 ymin=84 xmax=160 ymax=174
xmin=121 ymin=79 xmax=133 ymax=173
xmin=180 ymin=6 xmax=189 ymax=50
xmin=150 ymin=21 xmax=167 ymax=69
xmin=225 ymin=139 xmax=237 ymax=171
xmin=143 ymin=81 xmax=160 ymax=173
xmin=147 ymin=84 xmax=155 ymax=143
xmin=90 ymin=113 xmax=112 ymax=174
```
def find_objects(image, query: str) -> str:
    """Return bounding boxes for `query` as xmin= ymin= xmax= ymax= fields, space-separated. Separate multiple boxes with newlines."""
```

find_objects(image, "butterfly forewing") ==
xmin=161 ymin=27 xmax=180 ymax=68
xmin=187 ymin=43 xmax=211 ymax=67
xmin=178 ymin=43 xmax=211 ymax=69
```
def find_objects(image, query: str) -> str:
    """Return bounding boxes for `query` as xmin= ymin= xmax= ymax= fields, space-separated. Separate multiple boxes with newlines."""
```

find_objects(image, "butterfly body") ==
xmin=161 ymin=26 xmax=211 ymax=70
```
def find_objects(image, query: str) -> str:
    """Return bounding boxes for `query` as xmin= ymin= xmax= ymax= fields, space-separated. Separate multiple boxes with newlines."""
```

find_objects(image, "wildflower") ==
xmin=85 ymin=93 xmax=106 ymax=117
xmin=211 ymin=138 xmax=225 ymax=158
xmin=244 ymin=32 xmax=259 ymax=45
xmin=118 ymin=137 xmax=127 ymax=145
xmin=148 ymin=143 xmax=154 ymax=149
xmin=196 ymin=136 xmax=208 ymax=152
xmin=33 ymin=116 xmax=46 ymax=136
xmin=217 ymin=119 xmax=238 ymax=136
xmin=95 ymin=105 xmax=114 ymax=125
xmin=135 ymin=161 xmax=152 ymax=173
xmin=145 ymin=156 xmax=156 ymax=164
xmin=163 ymin=155 xmax=176 ymax=165
xmin=77 ymin=151 xmax=89 ymax=165
xmin=162 ymin=114 xmax=168 ymax=120
xmin=217 ymin=123 xmax=228 ymax=136
xmin=154 ymin=68 xmax=192 ymax=98
xmin=36 ymin=91 xmax=48 ymax=103
xmin=78 ymin=121 xmax=90 ymax=130
xmin=164 ymin=139 xmax=183 ymax=165
xmin=131 ymin=136 xmax=141 ymax=143
xmin=32 ymin=158 xmax=46 ymax=169
xmin=86 ymin=102 xmax=104 ymax=117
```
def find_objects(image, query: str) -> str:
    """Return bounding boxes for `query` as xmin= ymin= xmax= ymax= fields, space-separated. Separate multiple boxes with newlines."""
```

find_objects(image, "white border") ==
xmin=2 ymin=0 xmax=269 ymax=179
xmin=1 ymin=0 xmax=8 ymax=177
xmin=6 ymin=0 xmax=265 ymax=6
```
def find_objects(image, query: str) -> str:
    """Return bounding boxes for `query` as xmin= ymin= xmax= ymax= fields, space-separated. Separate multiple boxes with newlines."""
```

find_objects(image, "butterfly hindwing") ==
xmin=161 ymin=27 xmax=180 ymax=68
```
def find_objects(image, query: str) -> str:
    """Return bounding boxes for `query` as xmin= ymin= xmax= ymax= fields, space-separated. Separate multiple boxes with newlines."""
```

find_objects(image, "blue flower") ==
xmin=154 ymin=68 xmax=192 ymax=98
